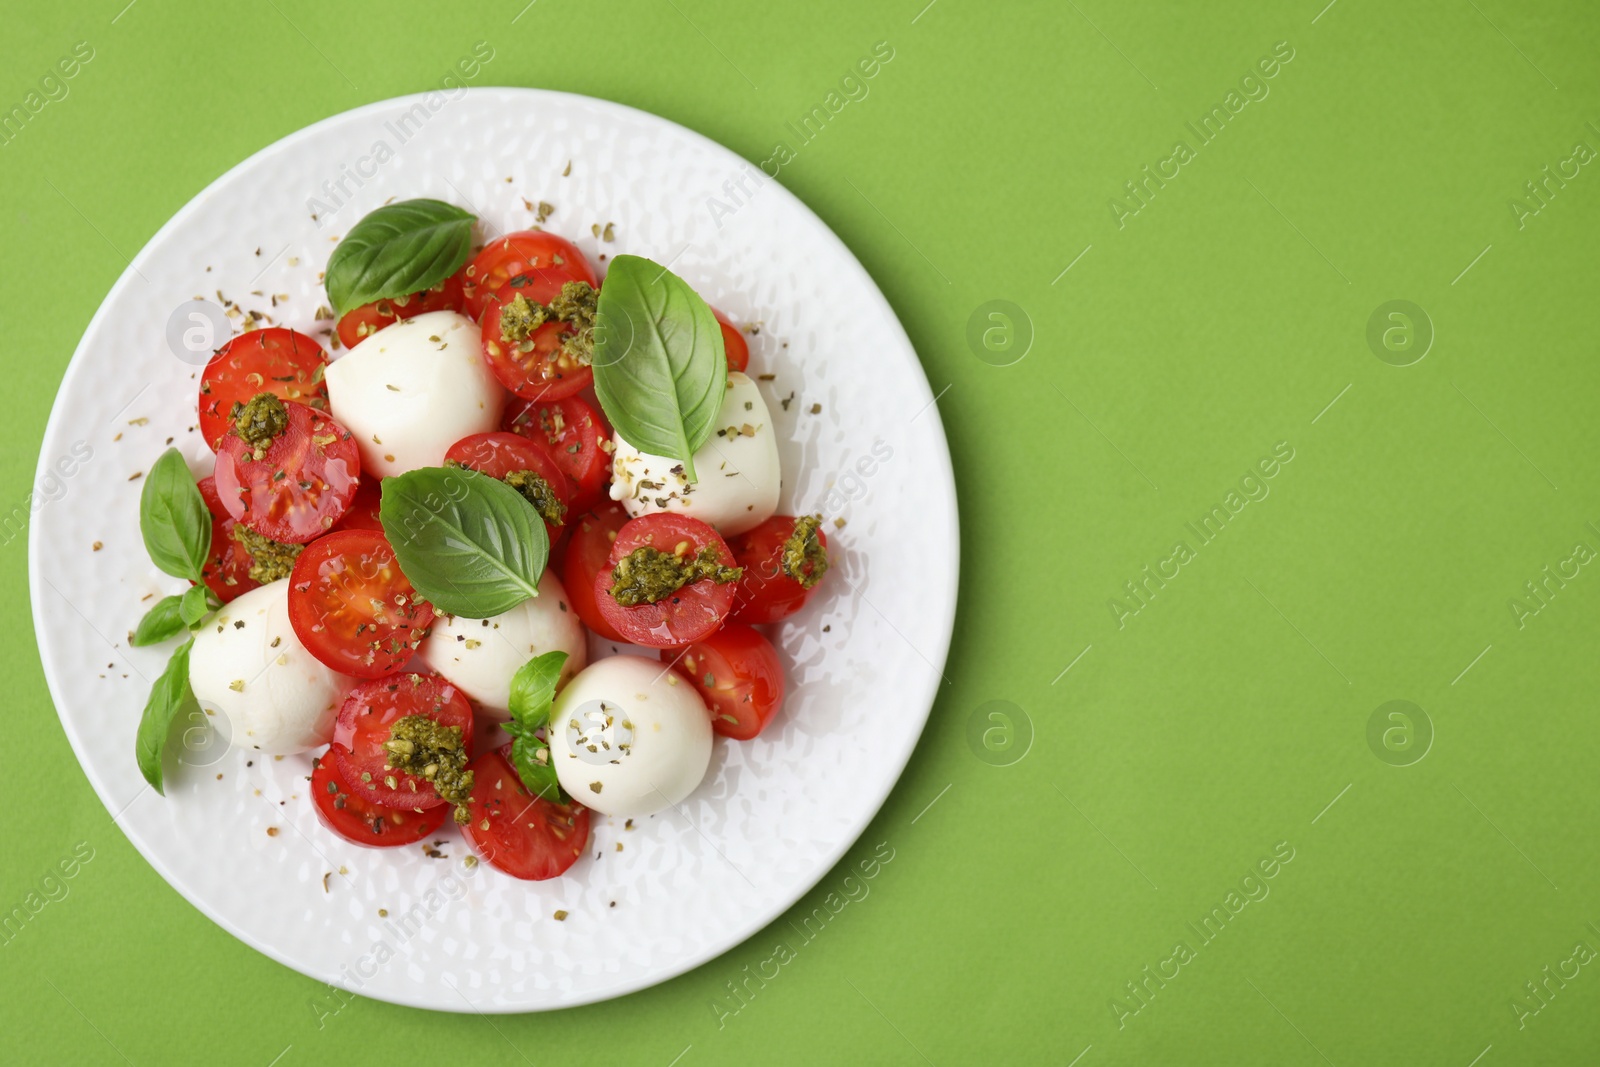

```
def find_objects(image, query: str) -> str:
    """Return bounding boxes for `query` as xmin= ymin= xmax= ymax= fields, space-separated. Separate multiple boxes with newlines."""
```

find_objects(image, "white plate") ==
xmin=29 ymin=89 xmax=957 ymax=1012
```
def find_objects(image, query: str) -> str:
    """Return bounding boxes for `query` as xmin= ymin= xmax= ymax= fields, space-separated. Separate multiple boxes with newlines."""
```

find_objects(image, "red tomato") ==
xmin=663 ymin=625 xmax=785 ymax=740
xmin=461 ymin=230 xmax=596 ymax=321
xmin=311 ymin=749 xmax=450 ymax=848
xmin=712 ymin=308 xmax=750 ymax=373
xmin=727 ymin=515 xmax=829 ymax=625
xmin=460 ymin=748 xmax=589 ymax=880
xmin=198 ymin=329 xmax=329 ymax=453
xmin=443 ymin=431 xmax=571 ymax=542
xmin=287 ymin=530 xmax=433 ymax=678
xmin=502 ymin=394 xmax=613 ymax=514
xmin=334 ymin=269 xmax=466 ymax=350
xmin=330 ymin=673 xmax=475 ymax=811
xmin=480 ymin=284 xmax=593 ymax=402
xmin=559 ymin=501 xmax=629 ymax=642
xmin=329 ymin=474 xmax=383 ymax=534
xmin=215 ymin=401 xmax=360 ymax=544
xmin=596 ymin=514 xmax=739 ymax=648
xmin=196 ymin=475 xmax=261 ymax=604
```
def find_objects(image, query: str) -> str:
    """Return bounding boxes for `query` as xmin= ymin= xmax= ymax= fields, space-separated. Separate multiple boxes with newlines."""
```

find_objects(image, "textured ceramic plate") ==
xmin=29 ymin=89 xmax=957 ymax=1012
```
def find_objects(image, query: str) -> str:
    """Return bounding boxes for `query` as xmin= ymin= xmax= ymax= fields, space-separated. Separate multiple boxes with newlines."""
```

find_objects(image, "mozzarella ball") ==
xmin=188 ymin=579 xmax=353 ymax=754
xmin=548 ymin=655 xmax=712 ymax=817
xmin=324 ymin=310 xmax=505 ymax=478
xmin=609 ymin=371 xmax=780 ymax=536
xmin=418 ymin=568 xmax=586 ymax=726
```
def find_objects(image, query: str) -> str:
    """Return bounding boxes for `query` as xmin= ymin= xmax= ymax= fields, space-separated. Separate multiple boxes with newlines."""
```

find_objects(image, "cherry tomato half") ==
xmin=335 ymin=269 xmax=466 ymax=350
xmin=311 ymin=750 xmax=450 ymax=848
xmin=502 ymin=394 xmax=613 ymax=514
xmin=196 ymin=475 xmax=261 ymax=604
xmin=480 ymin=284 xmax=593 ymax=402
xmin=596 ymin=513 xmax=739 ymax=648
xmin=727 ymin=515 xmax=829 ymax=625
xmin=460 ymin=230 xmax=596 ymax=322
xmin=712 ymin=308 xmax=750 ymax=373
xmin=330 ymin=673 xmax=475 ymax=811
xmin=214 ymin=401 xmax=360 ymax=544
xmin=460 ymin=748 xmax=590 ymax=881
xmin=198 ymin=328 xmax=329 ymax=453
xmin=443 ymin=431 xmax=571 ymax=543
xmin=287 ymin=530 xmax=433 ymax=678
xmin=329 ymin=474 xmax=383 ymax=534
xmin=558 ymin=501 xmax=630 ymax=643
xmin=664 ymin=624 xmax=785 ymax=740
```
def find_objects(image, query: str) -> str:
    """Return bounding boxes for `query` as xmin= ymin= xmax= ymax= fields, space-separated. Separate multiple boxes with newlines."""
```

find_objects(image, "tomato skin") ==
xmin=198 ymin=328 xmax=329 ymax=453
xmin=329 ymin=474 xmax=383 ymax=534
xmin=311 ymin=750 xmax=450 ymax=848
xmin=287 ymin=530 xmax=434 ymax=679
xmin=330 ymin=673 xmax=475 ymax=811
xmin=712 ymin=308 xmax=750 ymax=373
xmin=443 ymin=431 xmax=571 ymax=543
xmin=502 ymin=394 xmax=613 ymax=514
xmin=597 ymin=514 xmax=739 ymax=649
xmin=460 ymin=748 xmax=590 ymax=880
xmin=727 ymin=516 xmax=828 ymax=625
xmin=195 ymin=475 xmax=262 ymax=604
xmin=461 ymin=230 xmax=595 ymax=322
xmin=480 ymin=285 xmax=593 ymax=402
xmin=334 ymin=269 xmax=466 ymax=350
xmin=214 ymin=401 xmax=361 ymax=544
xmin=558 ymin=502 xmax=629 ymax=642
xmin=663 ymin=625 xmax=785 ymax=740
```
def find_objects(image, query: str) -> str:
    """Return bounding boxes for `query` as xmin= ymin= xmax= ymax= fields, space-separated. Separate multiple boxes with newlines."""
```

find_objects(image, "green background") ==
xmin=4 ymin=0 xmax=1599 ymax=1063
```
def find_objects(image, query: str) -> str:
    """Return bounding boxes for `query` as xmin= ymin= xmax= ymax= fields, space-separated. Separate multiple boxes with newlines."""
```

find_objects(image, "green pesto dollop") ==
xmin=384 ymin=715 xmax=474 ymax=824
xmin=503 ymin=469 xmax=567 ymax=527
xmin=548 ymin=280 xmax=598 ymax=367
xmin=231 ymin=524 xmax=304 ymax=583
xmin=780 ymin=514 xmax=830 ymax=590
xmin=497 ymin=293 xmax=549 ymax=345
xmin=231 ymin=392 xmax=289 ymax=459
xmin=609 ymin=544 xmax=743 ymax=607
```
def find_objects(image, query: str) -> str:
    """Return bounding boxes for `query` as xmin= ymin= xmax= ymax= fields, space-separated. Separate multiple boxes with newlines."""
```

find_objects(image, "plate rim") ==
xmin=28 ymin=86 xmax=959 ymax=1012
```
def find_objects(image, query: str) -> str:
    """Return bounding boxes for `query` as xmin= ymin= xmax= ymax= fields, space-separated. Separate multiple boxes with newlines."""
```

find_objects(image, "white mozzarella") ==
xmin=324 ymin=310 xmax=505 ymax=478
xmin=418 ymin=569 xmax=587 ymax=726
xmin=547 ymin=654 xmax=712 ymax=817
xmin=188 ymin=579 xmax=353 ymax=754
xmin=609 ymin=371 xmax=780 ymax=536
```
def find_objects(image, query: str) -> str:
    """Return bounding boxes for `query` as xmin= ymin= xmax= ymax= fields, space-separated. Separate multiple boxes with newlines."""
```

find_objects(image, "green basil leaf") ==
xmin=178 ymin=583 xmax=214 ymax=626
xmin=378 ymin=466 xmax=548 ymax=618
xmin=139 ymin=448 xmax=210 ymax=582
xmin=591 ymin=254 xmax=727 ymax=482
xmin=509 ymin=734 xmax=566 ymax=804
xmin=131 ymin=594 xmax=186 ymax=647
xmin=136 ymin=638 xmax=198 ymax=795
xmin=508 ymin=651 xmax=568 ymax=732
xmin=324 ymin=199 xmax=476 ymax=317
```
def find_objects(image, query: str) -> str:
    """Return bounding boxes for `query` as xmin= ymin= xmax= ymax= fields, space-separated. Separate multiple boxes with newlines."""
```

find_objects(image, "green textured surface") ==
xmin=5 ymin=1 xmax=1600 ymax=1063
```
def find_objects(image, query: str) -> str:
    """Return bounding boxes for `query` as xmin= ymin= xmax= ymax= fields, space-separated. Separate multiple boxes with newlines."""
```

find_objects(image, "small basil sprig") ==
xmin=135 ymin=638 xmax=198 ymax=794
xmin=131 ymin=450 xmax=221 ymax=646
xmin=591 ymin=255 xmax=727 ymax=482
xmin=502 ymin=651 xmax=568 ymax=803
xmin=378 ymin=466 xmax=549 ymax=618
xmin=324 ymin=199 xmax=476 ymax=317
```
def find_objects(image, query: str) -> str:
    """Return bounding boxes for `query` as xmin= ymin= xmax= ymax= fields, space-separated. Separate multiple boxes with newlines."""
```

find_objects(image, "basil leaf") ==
xmin=591 ymin=255 xmax=727 ymax=482
xmin=178 ymin=583 xmax=215 ymax=626
xmin=140 ymin=448 xmax=210 ymax=582
xmin=136 ymin=638 xmax=198 ymax=795
xmin=508 ymin=651 xmax=568 ymax=732
xmin=324 ymin=199 xmax=476 ymax=317
xmin=378 ymin=466 xmax=549 ymax=618
xmin=509 ymin=735 xmax=566 ymax=803
xmin=131 ymin=594 xmax=186 ymax=647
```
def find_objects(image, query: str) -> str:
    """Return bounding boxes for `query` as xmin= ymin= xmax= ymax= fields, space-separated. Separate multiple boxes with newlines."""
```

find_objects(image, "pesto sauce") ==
xmin=231 ymin=524 xmax=304 ymax=583
xmin=384 ymin=715 xmax=474 ymax=824
xmin=497 ymin=282 xmax=598 ymax=366
xmin=497 ymin=293 xmax=549 ymax=344
xmin=231 ymin=392 xmax=289 ymax=460
xmin=780 ymin=514 xmax=829 ymax=589
xmin=609 ymin=544 xmax=743 ymax=607
xmin=503 ymin=469 xmax=567 ymax=526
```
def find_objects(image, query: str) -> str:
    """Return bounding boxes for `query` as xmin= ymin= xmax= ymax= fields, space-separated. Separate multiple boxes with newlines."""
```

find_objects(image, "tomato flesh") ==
xmin=443 ymin=431 xmax=571 ymax=543
xmin=596 ymin=513 xmax=739 ymax=648
xmin=663 ymin=624 xmax=785 ymax=740
xmin=196 ymin=475 xmax=261 ymax=604
xmin=335 ymin=269 xmax=466 ymax=350
xmin=461 ymin=748 xmax=590 ymax=880
xmin=311 ymin=750 xmax=450 ymax=848
xmin=480 ymin=285 xmax=593 ymax=401
xmin=558 ymin=501 xmax=629 ymax=642
xmin=727 ymin=515 xmax=828 ymax=625
xmin=329 ymin=474 xmax=383 ymax=534
xmin=461 ymin=230 xmax=595 ymax=321
xmin=214 ymin=401 xmax=360 ymax=543
xmin=502 ymin=394 xmax=612 ymax=514
xmin=198 ymin=328 xmax=329 ymax=453
xmin=330 ymin=673 xmax=475 ymax=811
xmin=712 ymin=308 xmax=750 ymax=373
xmin=287 ymin=530 xmax=433 ymax=678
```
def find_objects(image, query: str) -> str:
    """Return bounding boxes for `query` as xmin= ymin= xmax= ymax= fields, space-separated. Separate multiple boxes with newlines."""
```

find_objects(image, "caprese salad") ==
xmin=130 ymin=198 xmax=831 ymax=883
